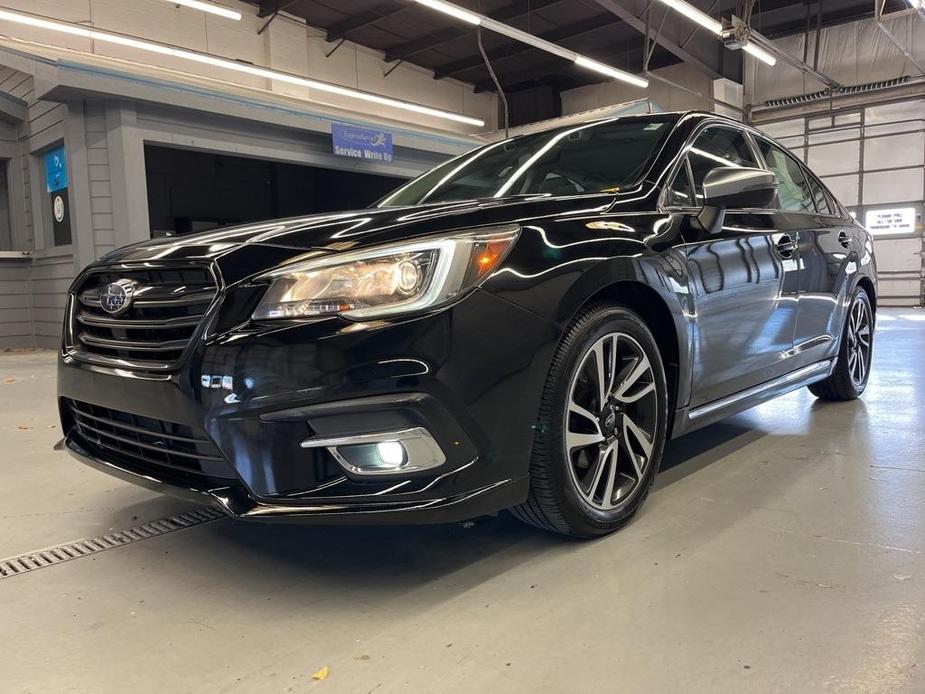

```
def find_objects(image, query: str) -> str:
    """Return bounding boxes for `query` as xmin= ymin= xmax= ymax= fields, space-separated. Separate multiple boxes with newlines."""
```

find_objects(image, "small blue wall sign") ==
xmin=44 ymin=146 xmax=68 ymax=193
xmin=332 ymin=123 xmax=393 ymax=163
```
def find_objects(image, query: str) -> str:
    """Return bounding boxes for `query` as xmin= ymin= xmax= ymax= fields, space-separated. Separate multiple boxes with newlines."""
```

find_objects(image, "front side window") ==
xmin=687 ymin=127 xmax=759 ymax=193
xmin=378 ymin=117 xmax=675 ymax=207
xmin=756 ymin=138 xmax=815 ymax=213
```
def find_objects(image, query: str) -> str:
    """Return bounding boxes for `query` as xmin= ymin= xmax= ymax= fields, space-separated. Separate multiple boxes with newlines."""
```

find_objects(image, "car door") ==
xmin=670 ymin=125 xmax=801 ymax=408
xmin=752 ymin=137 xmax=850 ymax=370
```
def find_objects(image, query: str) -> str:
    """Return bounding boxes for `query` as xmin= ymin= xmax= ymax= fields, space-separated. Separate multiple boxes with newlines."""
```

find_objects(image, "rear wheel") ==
xmin=511 ymin=304 xmax=669 ymax=538
xmin=808 ymin=286 xmax=874 ymax=401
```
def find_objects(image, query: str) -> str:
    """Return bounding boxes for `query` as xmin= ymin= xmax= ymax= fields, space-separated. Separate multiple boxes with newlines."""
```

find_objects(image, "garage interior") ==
xmin=0 ymin=0 xmax=923 ymax=691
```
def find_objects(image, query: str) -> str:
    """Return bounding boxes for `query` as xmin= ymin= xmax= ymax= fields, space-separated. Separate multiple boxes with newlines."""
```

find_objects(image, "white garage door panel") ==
xmin=822 ymin=174 xmax=860 ymax=206
xmin=808 ymin=127 xmax=860 ymax=145
xmin=760 ymin=119 xmax=804 ymax=139
xmin=878 ymin=278 xmax=922 ymax=300
xmin=808 ymin=141 xmax=860 ymax=175
xmin=863 ymin=168 xmax=925 ymax=205
xmin=865 ymin=99 xmax=925 ymax=124
xmin=873 ymin=238 xmax=923 ymax=272
xmin=864 ymin=132 xmax=925 ymax=170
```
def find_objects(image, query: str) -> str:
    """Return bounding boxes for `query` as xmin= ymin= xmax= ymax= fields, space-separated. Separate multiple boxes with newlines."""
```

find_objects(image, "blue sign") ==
xmin=44 ymin=146 xmax=68 ymax=193
xmin=332 ymin=123 xmax=393 ymax=163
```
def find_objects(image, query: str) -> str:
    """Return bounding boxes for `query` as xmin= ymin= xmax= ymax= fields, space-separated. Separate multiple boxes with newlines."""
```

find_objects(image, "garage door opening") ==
xmin=144 ymin=145 xmax=405 ymax=237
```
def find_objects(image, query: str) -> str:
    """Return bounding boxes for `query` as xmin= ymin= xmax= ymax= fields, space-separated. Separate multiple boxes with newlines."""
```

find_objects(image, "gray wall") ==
xmin=0 ymin=61 xmax=462 ymax=350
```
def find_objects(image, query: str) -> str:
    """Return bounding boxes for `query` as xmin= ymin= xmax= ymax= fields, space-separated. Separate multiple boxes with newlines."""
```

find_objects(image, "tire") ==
xmin=808 ymin=285 xmax=874 ymax=401
xmin=511 ymin=304 xmax=669 ymax=538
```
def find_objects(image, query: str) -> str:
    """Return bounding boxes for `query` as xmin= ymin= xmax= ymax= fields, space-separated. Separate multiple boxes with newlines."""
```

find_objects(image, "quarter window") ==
xmin=756 ymin=138 xmax=815 ymax=213
xmin=667 ymin=161 xmax=694 ymax=207
xmin=806 ymin=173 xmax=832 ymax=215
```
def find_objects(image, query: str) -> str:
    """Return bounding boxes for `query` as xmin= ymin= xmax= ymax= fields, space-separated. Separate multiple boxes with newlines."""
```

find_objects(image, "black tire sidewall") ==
xmin=538 ymin=306 xmax=669 ymax=535
xmin=839 ymin=286 xmax=873 ymax=396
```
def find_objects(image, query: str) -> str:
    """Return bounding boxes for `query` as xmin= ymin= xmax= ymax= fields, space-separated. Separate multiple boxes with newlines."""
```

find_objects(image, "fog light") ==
xmin=300 ymin=426 xmax=446 ymax=476
xmin=376 ymin=440 xmax=406 ymax=467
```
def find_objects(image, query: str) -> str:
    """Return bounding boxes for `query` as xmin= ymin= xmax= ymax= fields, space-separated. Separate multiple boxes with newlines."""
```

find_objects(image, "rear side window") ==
xmin=687 ymin=127 xmax=759 ymax=192
xmin=756 ymin=138 xmax=815 ymax=213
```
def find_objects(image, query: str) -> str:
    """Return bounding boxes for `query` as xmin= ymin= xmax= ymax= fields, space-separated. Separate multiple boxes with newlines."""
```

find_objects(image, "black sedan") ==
xmin=57 ymin=111 xmax=877 ymax=537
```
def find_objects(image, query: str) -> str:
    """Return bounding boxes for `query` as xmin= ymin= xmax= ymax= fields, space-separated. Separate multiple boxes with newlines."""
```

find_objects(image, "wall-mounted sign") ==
xmin=43 ymin=146 xmax=71 ymax=245
xmin=332 ymin=123 xmax=393 ymax=163
xmin=865 ymin=207 xmax=917 ymax=236
xmin=44 ymin=145 xmax=68 ymax=193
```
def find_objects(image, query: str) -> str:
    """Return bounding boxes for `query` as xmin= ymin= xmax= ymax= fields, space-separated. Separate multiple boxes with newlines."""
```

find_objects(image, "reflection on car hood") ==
xmin=95 ymin=193 xmax=626 ymax=282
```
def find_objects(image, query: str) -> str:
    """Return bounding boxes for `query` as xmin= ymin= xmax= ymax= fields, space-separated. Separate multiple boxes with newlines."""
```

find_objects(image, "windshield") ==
xmin=378 ymin=116 xmax=676 ymax=207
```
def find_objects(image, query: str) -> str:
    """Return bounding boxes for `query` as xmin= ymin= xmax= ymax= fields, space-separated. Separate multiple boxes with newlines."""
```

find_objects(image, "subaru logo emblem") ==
xmin=99 ymin=281 xmax=136 ymax=316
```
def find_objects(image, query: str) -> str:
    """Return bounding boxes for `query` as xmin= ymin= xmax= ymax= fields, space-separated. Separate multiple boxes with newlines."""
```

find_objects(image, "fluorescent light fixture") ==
xmin=0 ymin=8 xmax=92 ymax=36
xmin=413 ymin=0 xmax=648 ymax=89
xmin=412 ymin=0 xmax=481 ymax=25
xmin=742 ymin=41 xmax=777 ymax=65
xmin=652 ymin=0 xmax=723 ymax=35
xmin=164 ymin=0 xmax=242 ymax=21
xmin=0 ymin=8 xmax=484 ymax=127
xmin=574 ymin=56 xmax=649 ymax=89
xmin=481 ymin=18 xmax=577 ymax=61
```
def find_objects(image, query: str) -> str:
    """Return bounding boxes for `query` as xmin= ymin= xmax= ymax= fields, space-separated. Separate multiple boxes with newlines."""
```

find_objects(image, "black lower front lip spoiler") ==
xmin=60 ymin=436 xmax=527 ymax=525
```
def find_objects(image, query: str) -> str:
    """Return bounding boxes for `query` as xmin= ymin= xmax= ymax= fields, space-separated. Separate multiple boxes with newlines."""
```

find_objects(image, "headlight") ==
xmin=251 ymin=225 xmax=519 ymax=320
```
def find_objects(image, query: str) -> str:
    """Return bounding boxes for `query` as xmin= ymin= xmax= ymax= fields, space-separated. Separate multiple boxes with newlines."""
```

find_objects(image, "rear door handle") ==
xmin=775 ymin=234 xmax=797 ymax=258
xmin=837 ymin=230 xmax=850 ymax=249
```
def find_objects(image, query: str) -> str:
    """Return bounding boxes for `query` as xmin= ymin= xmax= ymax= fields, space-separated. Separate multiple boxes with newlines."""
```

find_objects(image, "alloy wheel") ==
xmin=564 ymin=332 xmax=659 ymax=511
xmin=846 ymin=295 xmax=872 ymax=387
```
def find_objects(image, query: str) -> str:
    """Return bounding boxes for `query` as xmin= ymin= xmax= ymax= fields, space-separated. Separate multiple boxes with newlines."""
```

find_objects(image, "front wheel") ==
xmin=808 ymin=286 xmax=874 ymax=401
xmin=511 ymin=304 xmax=669 ymax=538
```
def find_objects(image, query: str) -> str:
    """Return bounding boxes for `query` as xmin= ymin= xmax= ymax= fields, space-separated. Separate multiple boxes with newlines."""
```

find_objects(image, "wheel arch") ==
xmin=856 ymin=275 xmax=877 ymax=314
xmin=574 ymin=280 xmax=685 ymax=421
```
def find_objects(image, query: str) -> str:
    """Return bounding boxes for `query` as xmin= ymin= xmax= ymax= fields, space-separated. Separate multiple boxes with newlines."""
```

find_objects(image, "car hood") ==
xmin=94 ymin=193 xmax=627 ymax=284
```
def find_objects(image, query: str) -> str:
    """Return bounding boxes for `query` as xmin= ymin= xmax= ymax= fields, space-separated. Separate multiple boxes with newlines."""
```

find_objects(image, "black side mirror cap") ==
xmin=702 ymin=166 xmax=778 ymax=209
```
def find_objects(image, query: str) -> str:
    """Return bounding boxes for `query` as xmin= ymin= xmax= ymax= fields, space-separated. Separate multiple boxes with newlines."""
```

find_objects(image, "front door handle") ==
xmin=837 ymin=230 xmax=850 ymax=249
xmin=775 ymin=234 xmax=797 ymax=258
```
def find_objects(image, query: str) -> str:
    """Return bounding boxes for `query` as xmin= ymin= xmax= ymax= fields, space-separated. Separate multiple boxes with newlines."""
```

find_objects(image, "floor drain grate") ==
xmin=0 ymin=507 xmax=226 ymax=580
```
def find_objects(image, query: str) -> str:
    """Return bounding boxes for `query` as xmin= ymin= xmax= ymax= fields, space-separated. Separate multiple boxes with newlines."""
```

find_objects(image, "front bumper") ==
xmin=57 ymin=288 xmax=557 ymax=524
xmin=57 ymin=436 xmax=527 ymax=525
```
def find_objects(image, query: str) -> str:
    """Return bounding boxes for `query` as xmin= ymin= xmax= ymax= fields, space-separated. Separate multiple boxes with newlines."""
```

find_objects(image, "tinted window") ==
xmin=378 ymin=118 xmax=675 ymax=207
xmin=667 ymin=161 xmax=694 ymax=207
xmin=756 ymin=139 xmax=815 ymax=213
xmin=806 ymin=172 xmax=832 ymax=214
xmin=688 ymin=127 xmax=759 ymax=193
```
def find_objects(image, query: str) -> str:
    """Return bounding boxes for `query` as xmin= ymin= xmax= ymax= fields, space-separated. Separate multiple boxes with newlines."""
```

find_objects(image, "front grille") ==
xmin=65 ymin=399 xmax=237 ymax=482
xmin=71 ymin=266 xmax=217 ymax=368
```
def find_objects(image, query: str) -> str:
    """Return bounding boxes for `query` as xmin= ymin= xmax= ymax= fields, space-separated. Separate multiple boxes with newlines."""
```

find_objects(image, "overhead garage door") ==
xmin=759 ymin=99 xmax=925 ymax=306
xmin=145 ymin=146 xmax=403 ymax=237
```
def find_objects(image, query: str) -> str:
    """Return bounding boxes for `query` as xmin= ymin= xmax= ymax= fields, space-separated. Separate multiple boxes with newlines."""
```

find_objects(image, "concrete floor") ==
xmin=1 ymin=307 xmax=924 ymax=693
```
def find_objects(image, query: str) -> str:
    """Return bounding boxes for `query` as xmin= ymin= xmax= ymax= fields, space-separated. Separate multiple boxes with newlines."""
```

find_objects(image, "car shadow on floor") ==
xmin=97 ymin=414 xmax=784 ymax=609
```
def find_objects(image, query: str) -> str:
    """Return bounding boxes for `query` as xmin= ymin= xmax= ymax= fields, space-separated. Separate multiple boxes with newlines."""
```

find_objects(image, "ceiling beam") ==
xmin=383 ymin=0 xmax=566 ymax=63
xmin=432 ymin=14 xmax=623 ymax=80
xmin=590 ymin=0 xmax=729 ymax=80
xmin=325 ymin=1 xmax=409 ymax=42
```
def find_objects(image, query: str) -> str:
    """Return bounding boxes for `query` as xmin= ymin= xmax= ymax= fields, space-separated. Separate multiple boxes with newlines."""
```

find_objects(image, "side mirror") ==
xmin=696 ymin=166 xmax=778 ymax=233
